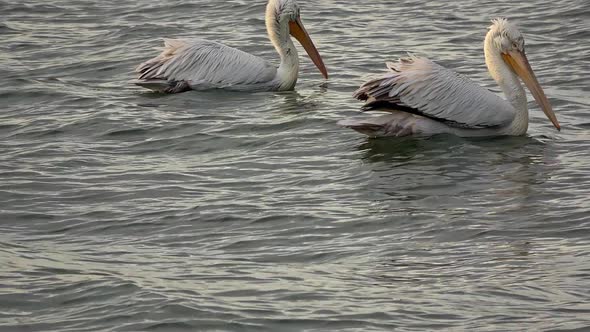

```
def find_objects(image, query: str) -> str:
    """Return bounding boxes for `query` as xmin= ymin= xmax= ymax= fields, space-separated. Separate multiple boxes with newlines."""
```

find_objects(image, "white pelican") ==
xmin=133 ymin=0 xmax=328 ymax=93
xmin=339 ymin=18 xmax=560 ymax=138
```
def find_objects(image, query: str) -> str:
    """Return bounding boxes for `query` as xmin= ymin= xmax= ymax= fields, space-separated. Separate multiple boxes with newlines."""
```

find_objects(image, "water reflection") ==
xmin=356 ymin=135 xmax=460 ymax=163
xmin=355 ymin=134 xmax=561 ymax=226
xmin=272 ymin=86 xmax=329 ymax=114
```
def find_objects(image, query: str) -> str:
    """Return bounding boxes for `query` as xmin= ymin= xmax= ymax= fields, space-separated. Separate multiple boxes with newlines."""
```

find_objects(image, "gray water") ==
xmin=2 ymin=0 xmax=590 ymax=331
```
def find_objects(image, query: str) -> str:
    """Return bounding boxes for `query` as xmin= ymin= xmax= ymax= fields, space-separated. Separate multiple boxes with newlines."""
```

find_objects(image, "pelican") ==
xmin=339 ymin=18 xmax=560 ymax=138
xmin=133 ymin=0 xmax=327 ymax=93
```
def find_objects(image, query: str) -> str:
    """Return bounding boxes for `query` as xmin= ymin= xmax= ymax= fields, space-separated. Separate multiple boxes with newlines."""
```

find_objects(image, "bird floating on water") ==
xmin=133 ymin=0 xmax=328 ymax=93
xmin=339 ymin=18 xmax=560 ymax=137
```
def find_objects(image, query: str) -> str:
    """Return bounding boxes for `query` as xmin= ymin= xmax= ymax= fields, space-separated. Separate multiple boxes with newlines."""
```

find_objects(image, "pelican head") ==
xmin=266 ymin=0 xmax=328 ymax=79
xmin=488 ymin=18 xmax=559 ymax=130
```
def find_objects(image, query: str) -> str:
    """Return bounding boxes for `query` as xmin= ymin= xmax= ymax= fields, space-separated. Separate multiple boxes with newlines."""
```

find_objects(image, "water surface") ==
xmin=1 ymin=0 xmax=590 ymax=331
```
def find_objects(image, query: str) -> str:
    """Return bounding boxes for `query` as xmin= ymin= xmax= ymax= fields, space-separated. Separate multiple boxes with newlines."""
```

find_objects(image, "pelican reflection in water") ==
xmin=133 ymin=0 xmax=327 ymax=93
xmin=339 ymin=19 xmax=560 ymax=138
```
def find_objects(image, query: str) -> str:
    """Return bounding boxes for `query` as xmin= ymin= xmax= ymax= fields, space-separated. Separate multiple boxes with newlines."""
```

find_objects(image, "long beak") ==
xmin=289 ymin=17 xmax=328 ymax=79
xmin=502 ymin=50 xmax=560 ymax=130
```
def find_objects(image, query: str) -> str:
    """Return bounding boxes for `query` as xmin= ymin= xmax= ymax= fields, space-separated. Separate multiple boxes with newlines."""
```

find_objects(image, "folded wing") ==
xmin=135 ymin=39 xmax=277 ymax=90
xmin=353 ymin=56 xmax=516 ymax=129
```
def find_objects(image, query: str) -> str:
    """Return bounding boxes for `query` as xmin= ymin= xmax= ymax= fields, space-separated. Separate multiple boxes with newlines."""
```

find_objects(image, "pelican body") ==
xmin=339 ymin=19 xmax=560 ymax=138
xmin=134 ymin=0 xmax=327 ymax=93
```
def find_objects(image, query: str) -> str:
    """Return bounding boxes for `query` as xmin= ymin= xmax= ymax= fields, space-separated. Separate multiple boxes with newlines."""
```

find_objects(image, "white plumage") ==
xmin=340 ymin=18 xmax=560 ymax=138
xmin=355 ymin=56 xmax=516 ymax=128
xmin=136 ymin=39 xmax=278 ymax=92
xmin=133 ymin=0 xmax=327 ymax=93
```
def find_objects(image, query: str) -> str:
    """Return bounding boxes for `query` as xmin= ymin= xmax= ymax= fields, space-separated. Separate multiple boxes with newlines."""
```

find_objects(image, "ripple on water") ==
xmin=1 ymin=0 xmax=590 ymax=331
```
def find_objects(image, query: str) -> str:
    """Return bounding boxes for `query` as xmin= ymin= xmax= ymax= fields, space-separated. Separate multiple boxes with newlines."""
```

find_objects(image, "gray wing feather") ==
xmin=354 ymin=56 xmax=516 ymax=128
xmin=136 ymin=39 xmax=277 ymax=89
